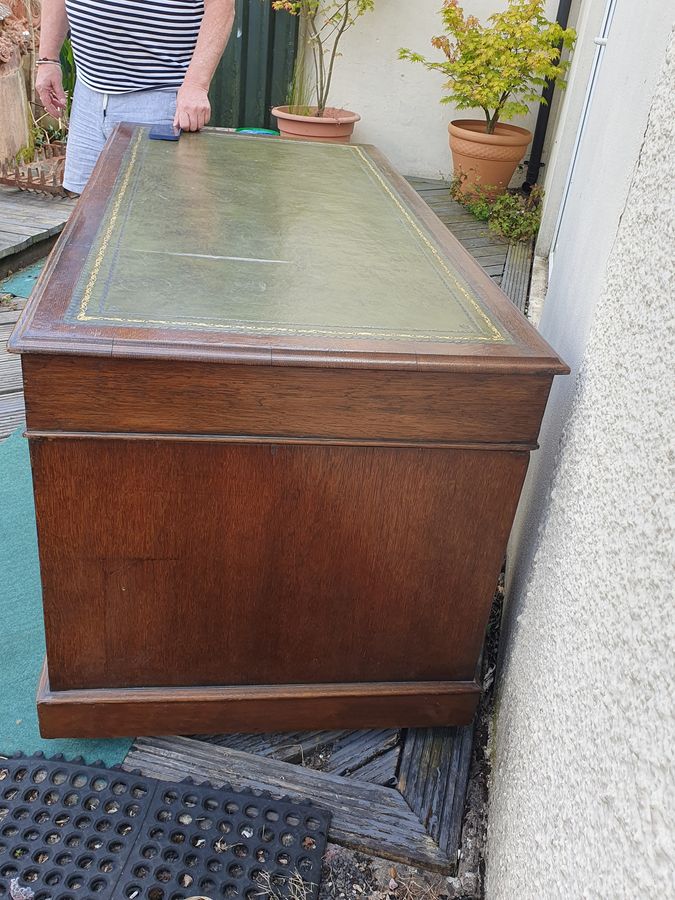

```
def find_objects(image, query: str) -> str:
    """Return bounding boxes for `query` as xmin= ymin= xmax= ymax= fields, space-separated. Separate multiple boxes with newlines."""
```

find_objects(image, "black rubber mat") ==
xmin=0 ymin=753 xmax=330 ymax=900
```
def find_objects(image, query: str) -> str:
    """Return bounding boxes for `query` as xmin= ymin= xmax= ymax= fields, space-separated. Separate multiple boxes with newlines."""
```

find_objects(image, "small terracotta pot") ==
xmin=448 ymin=119 xmax=532 ymax=196
xmin=272 ymin=106 xmax=360 ymax=143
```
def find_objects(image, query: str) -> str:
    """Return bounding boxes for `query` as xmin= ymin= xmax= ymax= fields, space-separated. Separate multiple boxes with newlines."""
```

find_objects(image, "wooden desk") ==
xmin=10 ymin=126 xmax=567 ymax=738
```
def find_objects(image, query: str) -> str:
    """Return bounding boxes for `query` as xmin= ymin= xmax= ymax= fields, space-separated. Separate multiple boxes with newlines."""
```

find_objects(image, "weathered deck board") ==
xmin=502 ymin=236 xmax=535 ymax=313
xmin=0 ymin=186 xmax=75 ymax=262
xmin=322 ymin=729 xmax=400 ymax=776
xmin=349 ymin=746 xmax=400 ymax=786
xmin=200 ymin=728 xmax=401 ymax=786
xmin=124 ymin=736 xmax=453 ymax=871
xmin=0 ymin=188 xmax=70 ymax=437
xmin=194 ymin=729 xmax=353 ymax=763
xmin=0 ymin=308 xmax=25 ymax=324
xmin=398 ymin=726 xmax=474 ymax=861
xmin=408 ymin=178 xmax=508 ymax=284
xmin=0 ymin=390 xmax=25 ymax=439
xmin=0 ymin=362 xmax=22 ymax=395
xmin=0 ymin=305 xmax=23 ymax=440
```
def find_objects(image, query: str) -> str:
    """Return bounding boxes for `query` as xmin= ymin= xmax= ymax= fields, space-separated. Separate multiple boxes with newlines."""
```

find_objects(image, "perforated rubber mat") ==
xmin=0 ymin=754 xmax=330 ymax=900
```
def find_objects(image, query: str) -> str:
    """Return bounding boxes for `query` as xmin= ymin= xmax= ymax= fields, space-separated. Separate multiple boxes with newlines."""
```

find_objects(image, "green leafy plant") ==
xmin=450 ymin=174 xmax=543 ymax=242
xmin=60 ymin=37 xmax=76 ymax=117
xmin=22 ymin=37 xmax=74 ymax=159
xmin=270 ymin=1 xmax=374 ymax=116
xmin=399 ymin=0 xmax=576 ymax=134
xmin=489 ymin=186 xmax=543 ymax=241
xmin=450 ymin=177 xmax=492 ymax=220
xmin=14 ymin=10 xmax=73 ymax=162
xmin=15 ymin=118 xmax=67 ymax=164
xmin=31 ymin=119 xmax=68 ymax=148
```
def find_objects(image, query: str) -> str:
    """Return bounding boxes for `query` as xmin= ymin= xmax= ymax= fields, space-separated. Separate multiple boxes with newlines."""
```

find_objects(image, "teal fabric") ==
xmin=0 ymin=260 xmax=46 ymax=300
xmin=0 ymin=429 xmax=132 ymax=763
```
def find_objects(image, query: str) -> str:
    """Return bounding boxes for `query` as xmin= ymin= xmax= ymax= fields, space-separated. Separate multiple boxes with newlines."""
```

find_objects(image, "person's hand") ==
xmin=174 ymin=83 xmax=211 ymax=132
xmin=36 ymin=63 xmax=67 ymax=119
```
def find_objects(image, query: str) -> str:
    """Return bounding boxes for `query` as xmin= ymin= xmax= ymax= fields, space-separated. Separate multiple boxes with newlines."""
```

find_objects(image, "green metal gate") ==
xmin=209 ymin=1 xmax=298 ymax=130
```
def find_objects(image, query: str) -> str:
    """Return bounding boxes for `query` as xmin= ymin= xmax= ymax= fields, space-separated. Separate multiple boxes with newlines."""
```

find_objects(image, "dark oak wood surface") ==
xmin=22 ymin=354 xmax=553 ymax=445
xmin=37 ymin=663 xmax=479 ymax=737
xmin=30 ymin=437 xmax=526 ymax=693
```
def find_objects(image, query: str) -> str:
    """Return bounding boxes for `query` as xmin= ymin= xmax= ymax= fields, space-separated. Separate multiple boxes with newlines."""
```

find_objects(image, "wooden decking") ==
xmin=0 ymin=186 xmax=75 ymax=439
xmin=0 ymin=185 xmax=75 ymax=265
xmin=125 ymin=734 xmax=460 ymax=871
xmin=0 ymin=303 xmax=27 ymax=439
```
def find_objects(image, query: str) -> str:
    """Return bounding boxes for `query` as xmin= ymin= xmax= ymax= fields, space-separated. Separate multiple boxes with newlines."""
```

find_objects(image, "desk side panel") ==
xmin=28 ymin=437 xmax=528 ymax=692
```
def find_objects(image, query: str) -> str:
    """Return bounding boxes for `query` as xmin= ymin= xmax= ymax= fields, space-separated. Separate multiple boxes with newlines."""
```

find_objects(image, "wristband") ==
xmin=37 ymin=58 xmax=62 ymax=65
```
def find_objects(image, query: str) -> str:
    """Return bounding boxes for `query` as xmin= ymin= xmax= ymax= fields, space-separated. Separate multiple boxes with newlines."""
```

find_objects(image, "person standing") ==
xmin=36 ymin=0 xmax=235 ymax=193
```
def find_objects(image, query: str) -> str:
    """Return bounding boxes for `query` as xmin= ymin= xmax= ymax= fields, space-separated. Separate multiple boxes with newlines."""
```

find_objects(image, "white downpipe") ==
xmin=549 ymin=0 xmax=618 ymax=272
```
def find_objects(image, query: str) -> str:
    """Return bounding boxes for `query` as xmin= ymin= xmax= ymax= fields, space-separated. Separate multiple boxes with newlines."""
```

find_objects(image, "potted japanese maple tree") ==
xmin=270 ymin=0 xmax=374 ymax=143
xmin=400 ymin=0 xmax=576 ymax=194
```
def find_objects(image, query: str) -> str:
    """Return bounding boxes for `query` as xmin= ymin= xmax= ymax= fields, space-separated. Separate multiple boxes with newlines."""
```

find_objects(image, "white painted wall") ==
xmin=486 ymin=11 xmax=675 ymax=899
xmin=535 ymin=0 xmax=598 ymax=254
xmin=320 ymin=0 xmax=556 ymax=177
xmin=507 ymin=0 xmax=674 ymax=615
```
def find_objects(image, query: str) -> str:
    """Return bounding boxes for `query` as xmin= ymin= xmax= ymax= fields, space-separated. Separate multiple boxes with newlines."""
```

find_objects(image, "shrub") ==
xmin=489 ymin=187 xmax=543 ymax=242
xmin=450 ymin=175 xmax=543 ymax=242
xmin=399 ymin=0 xmax=576 ymax=134
xmin=271 ymin=1 xmax=375 ymax=116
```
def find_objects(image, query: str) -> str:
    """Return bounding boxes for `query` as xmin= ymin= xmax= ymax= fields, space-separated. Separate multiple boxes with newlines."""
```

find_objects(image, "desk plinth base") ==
xmin=37 ymin=660 xmax=480 ymax=739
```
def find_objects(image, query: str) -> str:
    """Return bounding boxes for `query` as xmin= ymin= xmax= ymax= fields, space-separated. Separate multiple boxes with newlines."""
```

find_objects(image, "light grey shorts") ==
xmin=63 ymin=80 xmax=177 ymax=193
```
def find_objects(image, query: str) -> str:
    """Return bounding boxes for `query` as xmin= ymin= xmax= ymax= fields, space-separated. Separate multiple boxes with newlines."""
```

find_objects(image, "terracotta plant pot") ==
xmin=448 ymin=119 xmax=532 ymax=196
xmin=272 ymin=106 xmax=360 ymax=143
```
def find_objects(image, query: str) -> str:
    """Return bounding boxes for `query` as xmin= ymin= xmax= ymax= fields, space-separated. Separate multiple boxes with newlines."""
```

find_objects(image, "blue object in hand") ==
xmin=149 ymin=125 xmax=181 ymax=141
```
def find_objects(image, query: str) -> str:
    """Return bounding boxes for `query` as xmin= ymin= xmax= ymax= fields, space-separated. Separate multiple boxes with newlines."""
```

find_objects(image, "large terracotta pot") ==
xmin=448 ymin=119 xmax=532 ymax=195
xmin=272 ymin=106 xmax=360 ymax=143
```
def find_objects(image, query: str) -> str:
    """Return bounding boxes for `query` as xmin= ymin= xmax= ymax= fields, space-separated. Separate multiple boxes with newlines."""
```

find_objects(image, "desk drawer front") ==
xmin=23 ymin=355 xmax=551 ymax=446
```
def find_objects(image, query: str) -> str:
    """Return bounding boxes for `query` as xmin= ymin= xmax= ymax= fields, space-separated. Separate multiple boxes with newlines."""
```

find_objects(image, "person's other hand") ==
xmin=36 ymin=64 xmax=67 ymax=118
xmin=174 ymin=84 xmax=211 ymax=132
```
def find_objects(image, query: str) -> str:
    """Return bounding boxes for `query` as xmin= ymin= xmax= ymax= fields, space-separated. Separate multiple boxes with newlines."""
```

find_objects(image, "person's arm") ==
xmin=174 ymin=0 xmax=235 ymax=132
xmin=35 ymin=0 xmax=69 ymax=118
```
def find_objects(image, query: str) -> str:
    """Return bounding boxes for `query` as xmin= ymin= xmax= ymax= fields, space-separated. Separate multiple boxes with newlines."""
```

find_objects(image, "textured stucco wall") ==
xmin=507 ymin=2 xmax=675 ymax=608
xmin=307 ymin=0 xmax=556 ymax=177
xmin=486 ymin=25 xmax=675 ymax=900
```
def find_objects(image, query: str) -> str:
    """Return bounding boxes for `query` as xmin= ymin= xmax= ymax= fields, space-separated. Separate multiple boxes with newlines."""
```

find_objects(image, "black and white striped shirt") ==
xmin=65 ymin=0 xmax=205 ymax=93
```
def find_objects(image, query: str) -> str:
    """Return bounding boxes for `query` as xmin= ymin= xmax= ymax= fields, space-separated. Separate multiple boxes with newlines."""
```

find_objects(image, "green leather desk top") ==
xmin=11 ymin=126 xmax=571 ymax=371
xmin=65 ymin=128 xmax=505 ymax=344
